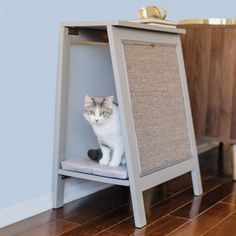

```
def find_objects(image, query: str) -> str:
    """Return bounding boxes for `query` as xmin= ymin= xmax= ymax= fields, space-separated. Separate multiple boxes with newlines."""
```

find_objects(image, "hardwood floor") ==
xmin=1 ymin=147 xmax=236 ymax=236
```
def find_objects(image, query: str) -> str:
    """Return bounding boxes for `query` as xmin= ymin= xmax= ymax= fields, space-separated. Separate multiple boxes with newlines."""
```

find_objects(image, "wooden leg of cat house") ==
xmin=191 ymin=147 xmax=203 ymax=196
xmin=53 ymin=174 xmax=65 ymax=209
xmin=129 ymin=184 xmax=147 ymax=228
xmin=232 ymin=145 xmax=236 ymax=181
xmin=191 ymin=167 xmax=203 ymax=196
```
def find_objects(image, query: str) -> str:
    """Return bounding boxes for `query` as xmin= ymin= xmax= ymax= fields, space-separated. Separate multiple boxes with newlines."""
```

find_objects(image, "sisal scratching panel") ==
xmin=122 ymin=40 xmax=192 ymax=176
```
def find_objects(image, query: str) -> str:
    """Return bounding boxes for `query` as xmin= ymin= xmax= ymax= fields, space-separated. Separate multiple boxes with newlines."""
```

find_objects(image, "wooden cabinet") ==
xmin=179 ymin=24 xmax=236 ymax=143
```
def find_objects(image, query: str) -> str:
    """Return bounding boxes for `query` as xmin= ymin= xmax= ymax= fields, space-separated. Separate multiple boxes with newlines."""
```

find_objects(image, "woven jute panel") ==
xmin=122 ymin=40 xmax=192 ymax=176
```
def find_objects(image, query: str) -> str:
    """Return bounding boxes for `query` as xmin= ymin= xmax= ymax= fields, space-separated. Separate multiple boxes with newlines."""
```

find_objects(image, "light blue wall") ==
xmin=0 ymin=0 xmax=235 ymax=209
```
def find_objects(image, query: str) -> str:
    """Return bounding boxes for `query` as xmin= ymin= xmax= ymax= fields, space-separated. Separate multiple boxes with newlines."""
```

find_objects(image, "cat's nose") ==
xmin=95 ymin=119 xmax=99 ymax=122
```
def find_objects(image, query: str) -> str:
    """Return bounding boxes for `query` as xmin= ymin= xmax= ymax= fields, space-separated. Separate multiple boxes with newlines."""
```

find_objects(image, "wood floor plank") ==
xmin=97 ymin=231 xmax=125 ymax=236
xmin=62 ymin=186 xmax=131 ymax=224
xmin=170 ymin=181 xmax=236 ymax=219
xmin=204 ymin=211 xmax=236 ymax=236
xmin=0 ymin=185 xmax=169 ymax=236
xmin=60 ymin=206 xmax=131 ymax=236
xmin=0 ymin=171 xmax=228 ymax=236
xmin=19 ymin=219 xmax=79 ymax=236
xmin=222 ymin=192 xmax=236 ymax=205
xmin=0 ymin=186 xmax=129 ymax=236
xmin=169 ymin=202 xmax=236 ymax=235
xmin=165 ymin=173 xmax=192 ymax=194
xmin=64 ymin=184 xmax=168 ymax=224
xmin=0 ymin=210 xmax=59 ymax=236
xmin=132 ymin=215 xmax=188 ymax=236
xmin=102 ymin=178 xmax=225 ymax=235
xmin=61 ymin=186 xmax=170 ymax=235
xmin=143 ymin=185 xmax=171 ymax=206
xmin=105 ymin=217 xmax=137 ymax=236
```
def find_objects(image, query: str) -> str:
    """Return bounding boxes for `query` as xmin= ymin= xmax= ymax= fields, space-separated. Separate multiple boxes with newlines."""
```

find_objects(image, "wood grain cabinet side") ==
xmin=179 ymin=24 xmax=236 ymax=144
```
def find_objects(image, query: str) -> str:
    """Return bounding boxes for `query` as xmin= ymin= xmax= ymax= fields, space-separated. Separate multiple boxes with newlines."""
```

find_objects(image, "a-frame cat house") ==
xmin=53 ymin=20 xmax=203 ymax=228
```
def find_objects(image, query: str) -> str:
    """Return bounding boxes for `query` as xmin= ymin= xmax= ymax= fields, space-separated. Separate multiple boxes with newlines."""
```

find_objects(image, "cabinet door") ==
xmin=181 ymin=26 xmax=236 ymax=143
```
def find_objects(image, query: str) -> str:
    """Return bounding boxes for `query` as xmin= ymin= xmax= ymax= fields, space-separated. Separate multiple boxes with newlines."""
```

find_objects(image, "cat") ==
xmin=83 ymin=95 xmax=125 ymax=167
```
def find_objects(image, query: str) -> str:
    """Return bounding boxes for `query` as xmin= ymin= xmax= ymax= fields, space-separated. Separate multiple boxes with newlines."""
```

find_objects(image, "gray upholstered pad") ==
xmin=61 ymin=159 xmax=128 ymax=179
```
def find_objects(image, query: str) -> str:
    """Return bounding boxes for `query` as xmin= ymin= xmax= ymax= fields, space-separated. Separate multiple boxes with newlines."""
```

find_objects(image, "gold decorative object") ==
xmin=138 ymin=6 xmax=167 ymax=20
xmin=179 ymin=18 xmax=236 ymax=25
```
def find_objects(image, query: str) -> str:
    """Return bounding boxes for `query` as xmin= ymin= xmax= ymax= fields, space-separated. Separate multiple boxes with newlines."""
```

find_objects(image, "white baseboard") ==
xmin=0 ymin=193 xmax=52 ymax=229
xmin=0 ymin=181 xmax=110 ymax=228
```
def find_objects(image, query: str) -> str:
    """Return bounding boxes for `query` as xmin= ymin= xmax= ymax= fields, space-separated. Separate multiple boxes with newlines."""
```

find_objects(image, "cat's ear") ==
xmin=106 ymin=96 xmax=114 ymax=103
xmin=85 ymin=94 xmax=92 ymax=105
xmin=104 ymin=96 xmax=114 ymax=108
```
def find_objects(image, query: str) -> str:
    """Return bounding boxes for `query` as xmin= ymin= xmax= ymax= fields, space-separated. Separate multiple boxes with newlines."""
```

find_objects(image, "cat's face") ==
xmin=83 ymin=95 xmax=114 ymax=125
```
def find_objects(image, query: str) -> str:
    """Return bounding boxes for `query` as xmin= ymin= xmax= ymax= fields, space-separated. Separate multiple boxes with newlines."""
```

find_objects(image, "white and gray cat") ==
xmin=83 ymin=95 xmax=125 ymax=167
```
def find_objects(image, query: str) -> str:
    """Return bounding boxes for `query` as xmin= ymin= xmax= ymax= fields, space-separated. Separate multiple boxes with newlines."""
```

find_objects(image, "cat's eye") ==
xmin=101 ymin=111 xmax=108 ymax=116
xmin=87 ymin=110 xmax=95 ymax=115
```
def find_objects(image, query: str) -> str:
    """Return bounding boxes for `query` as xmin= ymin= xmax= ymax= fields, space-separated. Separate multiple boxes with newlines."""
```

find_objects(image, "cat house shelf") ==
xmin=61 ymin=158 xmax=129 ymax=180
xmin=53 ymin=20 xmax=203 ymax=228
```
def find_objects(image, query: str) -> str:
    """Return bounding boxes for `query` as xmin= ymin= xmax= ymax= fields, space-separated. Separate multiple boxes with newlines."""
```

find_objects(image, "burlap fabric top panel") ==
xmin=122 ymin=40 xmax=192 ymax=176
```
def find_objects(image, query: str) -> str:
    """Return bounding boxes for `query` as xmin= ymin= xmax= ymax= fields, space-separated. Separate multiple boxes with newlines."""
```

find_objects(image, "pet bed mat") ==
xmin=61 ymin=159 xmax=128 ymax=179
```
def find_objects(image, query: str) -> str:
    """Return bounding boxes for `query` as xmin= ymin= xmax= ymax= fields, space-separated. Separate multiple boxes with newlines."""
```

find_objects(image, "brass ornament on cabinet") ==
xmin=138 ymin=6 xmax=167 ymax=20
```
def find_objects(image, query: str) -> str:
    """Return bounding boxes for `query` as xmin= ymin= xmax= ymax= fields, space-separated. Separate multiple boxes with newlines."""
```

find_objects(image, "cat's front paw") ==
xmin=99 ymin=157 xmax=110 ymax=165
xmin=109 ymin=160 xmax=120 ymax=167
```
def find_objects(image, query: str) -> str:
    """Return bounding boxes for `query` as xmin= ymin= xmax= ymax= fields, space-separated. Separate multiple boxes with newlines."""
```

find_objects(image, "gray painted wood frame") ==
xmin=53 ymin=26 xmax=71 ymax=209
xmin=53 ymin=21 xmax=203 ymax=228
